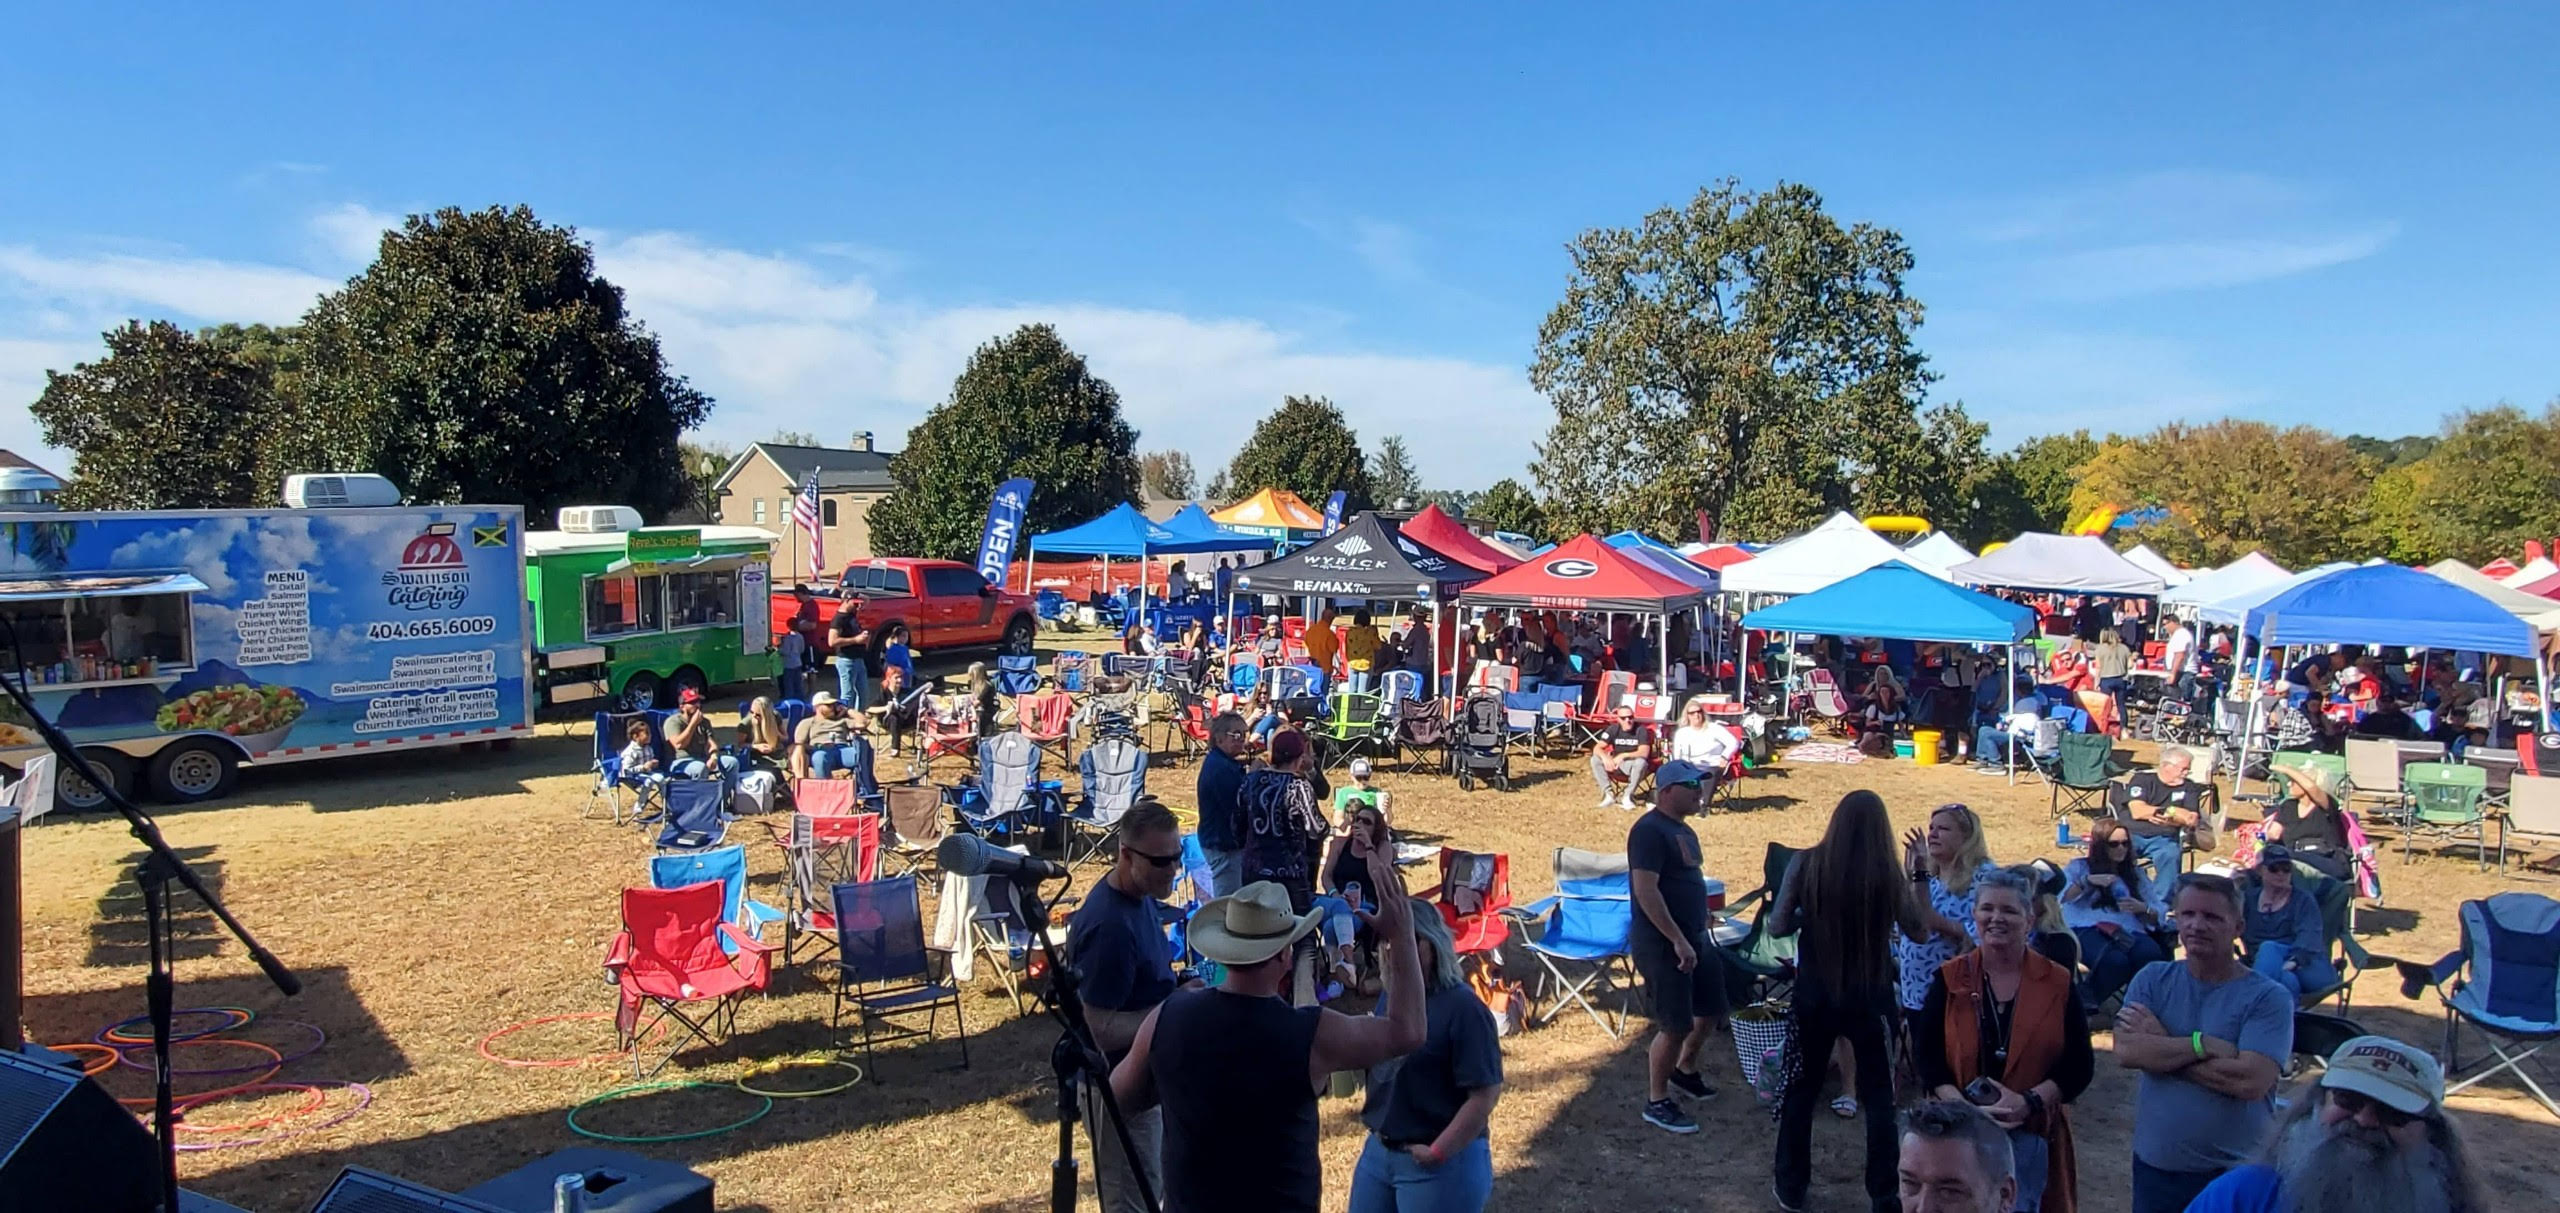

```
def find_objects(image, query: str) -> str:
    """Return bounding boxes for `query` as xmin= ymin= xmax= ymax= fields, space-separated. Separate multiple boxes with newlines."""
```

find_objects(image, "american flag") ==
xmin=792 ymin=468 xmax=823 ymax=576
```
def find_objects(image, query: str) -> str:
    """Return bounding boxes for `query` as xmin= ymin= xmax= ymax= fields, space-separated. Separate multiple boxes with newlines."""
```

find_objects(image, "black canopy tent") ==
xmin=1230 ymin=513 xmax=1483 ymax=685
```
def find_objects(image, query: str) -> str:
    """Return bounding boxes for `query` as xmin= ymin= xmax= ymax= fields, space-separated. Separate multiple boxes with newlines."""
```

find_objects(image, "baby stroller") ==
xmin=1455 ymin=689 xmax=1511 ymax=792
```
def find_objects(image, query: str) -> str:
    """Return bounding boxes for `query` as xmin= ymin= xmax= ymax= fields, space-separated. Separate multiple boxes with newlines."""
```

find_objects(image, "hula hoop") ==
xmin=175 ymin=1081 xmax=372 ymax=1152
xmin=98 ymin=1006 xmax=253 ymax=1046
xmin=566 ymin=1081 xmax=772 ymax=1143
xmin=477 ymin=1012 xmax=660 ymax=1069
xmin=172 ymin=1082 xmax=327 ymax=1133
xmin=734 ymin=1055 xmax=865 ymax=1098
xmin=49 ymin=1042 xmax=120 ymax=1076
xmin=117 ymin=1020 xmax=325 ymax=1075
xmin=106 ymin=1039 xmax=282 ymax=1107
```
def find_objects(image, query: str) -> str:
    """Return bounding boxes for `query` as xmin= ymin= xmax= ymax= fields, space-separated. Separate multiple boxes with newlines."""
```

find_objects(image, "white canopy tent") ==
xmin=1719 ymin=512 xmax=1934 ymax=597
xmin=2160 ymin=552 xmax=2290 ymax=612
xmin=2500 ymin=556 xmax=2558 ymax=589
xmin=1946 ymin=532 xmax=2167 ymax=596
xmin=2425 ymin=560 xmax=2560 ymax=635
xmin=1900 ymin=531 xmax=1977 ymax=578
xmin=2121 ymin=544 xmax=2190 ymax=587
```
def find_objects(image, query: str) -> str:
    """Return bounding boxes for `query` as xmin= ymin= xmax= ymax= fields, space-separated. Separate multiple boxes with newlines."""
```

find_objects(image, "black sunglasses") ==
xmin=1125 ymin=846 xmax=1184 ymax=869
xmin=2328 ymin=1087 xmax=2420 ymax=1129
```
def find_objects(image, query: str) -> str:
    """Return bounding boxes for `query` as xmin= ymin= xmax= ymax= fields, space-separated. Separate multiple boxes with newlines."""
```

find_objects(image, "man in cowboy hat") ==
xmin=1112 ymin=852 xmax=1426 ymax=1213
xmin=2187 ymin=1034 xmax=2486 ymax=1213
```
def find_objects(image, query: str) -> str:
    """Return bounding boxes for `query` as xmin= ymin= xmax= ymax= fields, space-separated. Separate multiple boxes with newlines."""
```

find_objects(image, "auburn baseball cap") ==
xmin=2319 ymin=1034 xmax=2444 ymax=1116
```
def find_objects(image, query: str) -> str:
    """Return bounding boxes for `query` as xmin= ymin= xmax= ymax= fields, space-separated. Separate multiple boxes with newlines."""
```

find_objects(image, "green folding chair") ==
xmin=2403 ymin=761 xmax=2489 ymax=869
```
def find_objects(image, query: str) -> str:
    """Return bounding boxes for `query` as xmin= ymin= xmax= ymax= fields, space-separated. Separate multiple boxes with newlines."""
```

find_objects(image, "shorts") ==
xmin=1633 ymin=929 xmax=1730 ymax=1031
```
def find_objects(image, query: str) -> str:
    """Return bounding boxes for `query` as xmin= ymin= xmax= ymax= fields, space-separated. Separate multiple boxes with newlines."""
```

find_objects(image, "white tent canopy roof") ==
xmin=2161 ymin=551 xmax=2290 ymax=610
xmin=2424 ymin=559 xmax=2560 ymax=632
xmin=1900 ymin=531 xmax=1976 ymax=577
xmin=2501 ymin=557 xmax=2558 ymax=587
xmin=1719 ymin=511 xmax=1942 ymax=596
xmin=1946 ymin=532 xmax=2168 ymax=596
xmin=2195 ymin=561 xmax=2354 ymax=627
xmin=2121 ymin=544 xmax=2190 ymax=587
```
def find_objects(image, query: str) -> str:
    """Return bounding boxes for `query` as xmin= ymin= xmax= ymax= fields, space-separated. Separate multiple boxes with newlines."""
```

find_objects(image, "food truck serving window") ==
xmin=0 ymin=572 xmax=204 ymax=686
xmin=584 ymin=574 xmax=665 ymax=639
xmin=665 ymin=569 xmax=739 ymax=629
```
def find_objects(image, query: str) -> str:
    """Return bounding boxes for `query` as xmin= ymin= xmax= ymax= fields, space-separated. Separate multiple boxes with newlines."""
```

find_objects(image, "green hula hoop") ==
xmin=734 ymin=1054 xmax=865 ymax=1099
xmin=566 ymin=1081 xmax=771 ymax=1143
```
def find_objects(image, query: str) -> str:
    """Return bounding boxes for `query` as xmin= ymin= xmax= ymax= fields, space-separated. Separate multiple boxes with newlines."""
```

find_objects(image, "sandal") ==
xmin=1830 ymin=1095 xmax=1858 ymax=1118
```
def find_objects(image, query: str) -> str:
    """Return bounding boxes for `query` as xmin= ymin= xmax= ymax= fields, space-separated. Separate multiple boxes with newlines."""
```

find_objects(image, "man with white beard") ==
xmin=2183 ymin=1034 xmax=2486 ymax=1213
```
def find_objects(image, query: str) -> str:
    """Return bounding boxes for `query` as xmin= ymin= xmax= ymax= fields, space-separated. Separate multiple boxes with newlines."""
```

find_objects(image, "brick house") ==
xmin=710 ymin=434 xmax=896 ymax=584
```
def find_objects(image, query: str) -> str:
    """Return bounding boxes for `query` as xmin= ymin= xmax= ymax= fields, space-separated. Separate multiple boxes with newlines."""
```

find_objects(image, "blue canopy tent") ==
xmin=1604 ymin=530 xmax=1685 ymax=558
xmin=1025 ymin=502 xmax=1261 ymax=606
xmin=1742 ymin=562 xmax=2039 ymax=776
xmin=1158 ymin=503 xmax=1270 ymax=552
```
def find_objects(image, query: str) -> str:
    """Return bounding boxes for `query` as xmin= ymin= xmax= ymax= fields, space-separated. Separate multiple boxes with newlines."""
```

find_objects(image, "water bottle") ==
xmin=2056 ymin=818 xmax=2080 ymax=849
xmin=553 ymin=1173 xmax=586 ymax=1213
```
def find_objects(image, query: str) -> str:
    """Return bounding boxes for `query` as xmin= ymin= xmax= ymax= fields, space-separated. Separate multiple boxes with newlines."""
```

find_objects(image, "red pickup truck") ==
xmin=772 ymin=558 xmax=1040 ymax=657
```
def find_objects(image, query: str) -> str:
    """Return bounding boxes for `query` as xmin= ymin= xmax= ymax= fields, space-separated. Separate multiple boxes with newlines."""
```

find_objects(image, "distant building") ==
xmin=711 ymin=433 xmax=896 ymax=584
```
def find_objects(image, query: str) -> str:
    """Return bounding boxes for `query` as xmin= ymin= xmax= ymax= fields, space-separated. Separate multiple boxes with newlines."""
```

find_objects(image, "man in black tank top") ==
xmin=1112 ymin=858 xmax=1428 ymax=1213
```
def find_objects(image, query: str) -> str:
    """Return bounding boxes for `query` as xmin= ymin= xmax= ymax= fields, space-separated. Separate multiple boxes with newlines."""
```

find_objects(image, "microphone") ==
xmin=937 ymin=832 xmax=1069 ymax=883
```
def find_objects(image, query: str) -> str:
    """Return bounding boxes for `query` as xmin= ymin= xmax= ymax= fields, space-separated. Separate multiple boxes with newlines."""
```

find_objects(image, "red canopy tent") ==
xmin=1688 ymin=544 xmax=1757 ymax=572
xmin=1455 ymin=534 xmax=1709 ymax=693
xmin=2481 ymin=557 xmax=2521 ymax=578
xmin=1399 ymin=504 xmax=1522 ymax=573
xmin=2519 ymin=570 xmax=2560 ymax=601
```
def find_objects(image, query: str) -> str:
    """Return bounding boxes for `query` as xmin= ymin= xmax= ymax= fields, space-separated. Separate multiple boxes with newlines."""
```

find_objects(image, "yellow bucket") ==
xmin=1911 ymin=728 xmax=1943 ymax=766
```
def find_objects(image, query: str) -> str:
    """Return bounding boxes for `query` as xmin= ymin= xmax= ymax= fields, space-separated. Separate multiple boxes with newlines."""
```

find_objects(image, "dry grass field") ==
xmin=22 ymin=648 xmax=2560 ymax=1211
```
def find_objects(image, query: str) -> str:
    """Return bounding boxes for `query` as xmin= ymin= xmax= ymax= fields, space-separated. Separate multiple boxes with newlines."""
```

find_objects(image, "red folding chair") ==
xmin=604 ymin=881 xmax=773 ymax=1077
xmin=1435 ymin=848 xmax=1513 ymax=961
xmin=792 ymin=776 xmax=863 ymax=816
xmin=1020 ymin=690 xmax=1076 ymax=762
xmin=784 ymin=812 xmax=883 ymax=971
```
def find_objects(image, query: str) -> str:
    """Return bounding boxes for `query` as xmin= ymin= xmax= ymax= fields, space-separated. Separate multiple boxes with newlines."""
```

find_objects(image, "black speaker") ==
xmin=460 ymin=1147 xmax=715 ymax=1213
xmin=307 ymin=1167 xmax=509 ymax=1213
xmin=0 ymin=1046 xmax=160 ymax=1213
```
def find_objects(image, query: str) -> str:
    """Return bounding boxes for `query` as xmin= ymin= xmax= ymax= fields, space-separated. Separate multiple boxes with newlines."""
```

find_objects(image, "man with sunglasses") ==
xmin=2187 ymin=1034 xmax=2486 ymax=1213
xmin=1066 ymin=798 xmax=1188 ymax=1213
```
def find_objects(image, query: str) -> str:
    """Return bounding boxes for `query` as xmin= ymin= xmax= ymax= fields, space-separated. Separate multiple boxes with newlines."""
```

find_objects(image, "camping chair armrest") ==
xmin=603 ymin=930 xmax=636 ymax=981
xmin=2393 ymin=950 xmax=2463 ymax=999
xmin=1504 ymin=896 xmax=1561 ymax=923
xmin=719 ymin=922 xmax=778 ymax=956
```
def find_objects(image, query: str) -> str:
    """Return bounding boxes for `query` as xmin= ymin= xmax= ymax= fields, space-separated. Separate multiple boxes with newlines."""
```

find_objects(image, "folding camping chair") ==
xmin=1434 ymin=848 xmax=1512 ymax=963
xmin=994 ymin=654 xmax=1041 ymax=696
xmin=969 ymin=730 xmax=1054 ymax=842
xmin=880 ymin=783 xmax=949 ymax=875
xmin=1228 ymin=654 xmax=1264 ymax=696
xmin=2403 ymin=761 xmax=2491 ymax=868
xmin=2345 ymin=738 xmax=2415 ymax=820
xmin=1077 ymin=680 xmax=1146 ymax=742
xmin=1320 ymin=691 xmax=1392 ymax=770
xmin=1019 ymin=688 xmax=1077 ymax=764
xmin=1467 ymin=662 xmax=1519 ymax=694
xmin=1392 ymin=697 xmax=1450 ymax=775
xmin=1712 ymin=842 xmax=1801 ymax=1004
xmin=916 ymin=705 xmax=979 ymax=778
xmin=2396 ymin=892 xmax=2560 ymax=1119
xmin=1570 ymin=672 xmax=1635 ymax=746
xmin=605 ymin=881 xmax=774 ymax=1077
xmin=1501 ymin=848 xmax=1634 ymax=1035
xmin=1805 ymin=669 xmax=1853 ymax=730
xmin=2050 ymin=732 xmax=2125 ymax=820
xmin=1269 ymin=663 xmax=1322 ymax=703
xmin=792 ymin=769 xmax=882 ymax=818
xmin=654 ymin=779 xmax=730 ymax=852
xmin=588 ymin=710 xmax=671 ymax=824
xmin=781 ymin=811 xmax=882 ymax=970
xmin=1379 ymin=669 xmax=1423 ymax=704
xmin=649 ymin=844 xmax=783 ymax=957
xmin=2499 ymin=774 xmax=2560 ymax=873
xmin=1067 ymin=736 xmax=1148 ymax=866
xmin=1054 ymin=651 xmax=1093 ymax=692
xmin=830 ymin=875 xmax=971 ymax=1075
xmin=1499 ymin=691 xmax=1548 ymax=758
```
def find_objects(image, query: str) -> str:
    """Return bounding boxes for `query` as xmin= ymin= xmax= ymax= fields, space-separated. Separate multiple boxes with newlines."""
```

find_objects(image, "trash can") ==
xmin=1911 ymin=728 xmax=1943 ymax=766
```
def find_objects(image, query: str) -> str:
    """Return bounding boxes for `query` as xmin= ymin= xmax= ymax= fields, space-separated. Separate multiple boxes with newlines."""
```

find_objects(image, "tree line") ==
xmin=28 ymin=191 xmax=2551 ymax=569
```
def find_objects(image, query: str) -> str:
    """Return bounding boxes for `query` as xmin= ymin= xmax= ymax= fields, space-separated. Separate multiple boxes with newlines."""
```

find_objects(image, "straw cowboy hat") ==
xmin=2270 ymin=761 xmax=2341 ymax=806
xmin=1186 ymin=881 xmax=1324 ymax=966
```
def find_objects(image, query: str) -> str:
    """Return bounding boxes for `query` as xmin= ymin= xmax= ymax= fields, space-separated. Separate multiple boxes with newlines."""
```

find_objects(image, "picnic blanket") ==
xmin=1782 ymin=742 xmax=1866 ymax=765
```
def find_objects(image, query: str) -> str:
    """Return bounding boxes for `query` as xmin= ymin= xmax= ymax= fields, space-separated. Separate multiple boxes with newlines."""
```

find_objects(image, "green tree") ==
xmin=675 ymin=439 xmax=737 ymax=522
xmin=1856 ymin=401 xmax=1990 ymax=530
xmin=1530 ymin=179 xmax=1933 ymax=540
xmin=866 ymin=324 xmax=1141 ymax=560
xmin=1367 ymin=434 xmax=1423 ymax=508
xmin=2006 ymin=430 xmax=2106 ymax=531
xmin=2069 ymin=420 xmax=2374 ymax=567
xmin=1213 ymin=395 xmax=1372 ymax=513
xmin=766 ymin=428 xmax=821 ymax=447
xmin=30 ymin=320 xmax=280 ymax=509
xmin=2343 ymin=433 xmax=2439 ymax=469
xmin=280 ymin=205 xmax=712 ymax=525
xmin=2360 ymin=404 xmax=2560 ymax=564
xmin=1138 ymin=449 xmax=1196 ymax=501
xmin=1472 ymin=477 xmax=1546 ymax=540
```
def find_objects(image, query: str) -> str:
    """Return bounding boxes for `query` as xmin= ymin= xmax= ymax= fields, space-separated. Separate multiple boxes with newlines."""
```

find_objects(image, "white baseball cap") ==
xmin=1348 ymin=757 xmax=1372 ymax=777
xmin=2319 ymin=1034 xmax=2444 ymax=1116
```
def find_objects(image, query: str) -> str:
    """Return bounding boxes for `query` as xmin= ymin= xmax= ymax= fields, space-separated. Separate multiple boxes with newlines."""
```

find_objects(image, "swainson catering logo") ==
xmin=382 ymin=522 xmax=473 ymax=611
xmin=1544 ymin=558 xmax=1600 ymax=579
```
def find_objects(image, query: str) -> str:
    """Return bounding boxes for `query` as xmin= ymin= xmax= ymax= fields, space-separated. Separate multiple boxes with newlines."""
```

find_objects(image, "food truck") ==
xmin=0 ymin=497 xmax=534 ymax=809
xmin=524 ymin=508 xmax=777 ymax=711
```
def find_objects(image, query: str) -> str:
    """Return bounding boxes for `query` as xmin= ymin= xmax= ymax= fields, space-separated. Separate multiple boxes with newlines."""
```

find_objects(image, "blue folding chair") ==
xmin=2399 ymin=891 xmax=2560 ymax=1118
xmin=830 ymin=875 xmax=970 ymax=1075
xmin=1229 ymin=661 xmax=1264 ymax=696
xmin=588 ymin=710 xmax=672 ymax=824
xmin=649 ymin=844 xmax=783 ymax=956
xmin=1270 ymin=663 xmax=1322 ymax=702
xmin=1379 ymin=669 xmax=1422 ymax=704
xmin=1055 ymin=651 xmax=1093 ymax=693
xmin=1502 ymin=848 xmax=1635 ymax=1035
xmin=1067 ymin=736 xmax=1149 ymax=867
xmin=655 ymin=780 xmax=730 ymax=852
xmin=995 ymin=655 xmax=1041 ymax=696
xmin=969 ymin=731 xmax=1051 ymax=842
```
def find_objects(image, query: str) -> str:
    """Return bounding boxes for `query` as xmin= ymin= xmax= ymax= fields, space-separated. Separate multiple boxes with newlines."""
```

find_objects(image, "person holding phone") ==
xmin=2061 ymin=821 xmax=2165 ymax=1012
xmin=1914 ymin=867 xmax=2094 ymax=1213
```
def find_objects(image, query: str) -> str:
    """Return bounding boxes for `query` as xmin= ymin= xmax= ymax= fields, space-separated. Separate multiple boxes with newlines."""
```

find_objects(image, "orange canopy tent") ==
xmin=1209 ymin=487 xmax=1326 ymax=537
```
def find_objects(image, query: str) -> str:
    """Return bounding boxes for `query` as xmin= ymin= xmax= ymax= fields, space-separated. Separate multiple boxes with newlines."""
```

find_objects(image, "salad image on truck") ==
xmin=526 ymin=507 xmax=778 ymax=711
xmin=0 ymin=483 xmax=533 ymax=810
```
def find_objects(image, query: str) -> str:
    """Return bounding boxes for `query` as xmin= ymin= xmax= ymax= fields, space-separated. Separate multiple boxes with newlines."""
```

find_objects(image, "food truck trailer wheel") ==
xmin=616 ymin=670 xmax=663 ymax=713
xmin=148 ymin=738 xmax=239 ymax=803
xmin=55 ymin=749 xmax=136 ymax=813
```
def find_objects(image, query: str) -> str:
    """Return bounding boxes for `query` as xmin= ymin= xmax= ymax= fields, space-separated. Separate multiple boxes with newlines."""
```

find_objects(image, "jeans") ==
xmin=2131 ymin=1157 xmax=2222 ymax=1213
xmin=1253 ymin=714 xmax=1282 ymax=744
xmin=1590 ymin=753 xmax=1646 ymax=794
xmin=834 ymin=656 xmax=868 ymax=710
xmin=1311 ymin=894 xmax=1359 ymax=971
xmin=1080 ymin=1078 xmax=1162 ymax=1213
xmin=2253 ymin=940 xmax=2340 ymax=998
xmin=1775 ymin=995 xmax=1899 ymax=1213
xmin=808 ymin=743 xmax=868 ymax=782
xmin=2074 ymin=925 xmax=2166 ymax=1008
xmin=2010 ymin=1130 xmax=2050 ymax=1213
xmin=1975 ymin=726 xmax=2015 ymax=763
xmin=779 ymin=666 xmax=805 ymax=704
xmin=1203 ymin=847 xmax=1244 ymax=898
xmin=1348 ymin=669 xmax=1375 ymax=695
xmin=2131 ymin=833 xmax=2184 ymax=914
xmin=1348 ymin=1134 xmax=1493 ymax=1213
xmin=671 ymin=754 xmax=738 ymax=781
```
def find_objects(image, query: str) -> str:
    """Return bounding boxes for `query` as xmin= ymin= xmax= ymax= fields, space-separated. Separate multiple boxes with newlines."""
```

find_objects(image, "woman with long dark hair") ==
xmin=2061 ymin=819 xmax=2164 ymax=1011
xmin=1769 ymin=791 xmax=1931 ymax=1213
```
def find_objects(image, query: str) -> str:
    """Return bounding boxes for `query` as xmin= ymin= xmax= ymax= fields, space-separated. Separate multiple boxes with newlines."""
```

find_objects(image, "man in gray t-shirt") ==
xmin=2113 ymin=874 xmax=2295 ymax=1213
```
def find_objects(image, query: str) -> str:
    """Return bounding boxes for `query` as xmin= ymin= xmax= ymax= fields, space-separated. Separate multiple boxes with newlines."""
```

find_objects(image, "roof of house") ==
xmin=714 ymin=442 xmax=896 ymax=496
xmin=0 ymin=450 xmax=65 ymax=481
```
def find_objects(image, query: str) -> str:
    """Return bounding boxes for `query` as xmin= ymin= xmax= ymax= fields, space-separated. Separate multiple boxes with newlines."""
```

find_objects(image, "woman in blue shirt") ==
xmin=2060 ymin=819 xmax=2165 ymax=1012
xmin=1348 ymin=898 xmax=1501 ymax=1213
xmin=2241 ymin=845 xmax=2335 ymax=997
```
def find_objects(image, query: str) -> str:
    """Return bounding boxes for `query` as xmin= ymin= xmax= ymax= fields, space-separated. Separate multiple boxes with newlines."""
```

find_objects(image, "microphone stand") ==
xmin=0 ymin=660 xmax=298 ymax=1213
xmin=1007 ymin=871 xmax=1162 ymax=1213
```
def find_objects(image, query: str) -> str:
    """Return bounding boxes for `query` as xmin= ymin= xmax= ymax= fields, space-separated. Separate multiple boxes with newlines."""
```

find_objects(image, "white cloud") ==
xmin=2025 ymin=226 xmax=2399 ymax=300
xmin=0 ymin=246 xmax=333 ymax=324
xmin=310 ymin=203 xmax=402 ymax=265
xmin=1950 ymin=171 xmax=2396 ymax=300
xmin=112 ymin=518 xmax=249 ymax=595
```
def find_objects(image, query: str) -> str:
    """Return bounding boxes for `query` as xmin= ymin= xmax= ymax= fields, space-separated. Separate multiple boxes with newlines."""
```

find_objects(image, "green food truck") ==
xmin=525 ymin=507 xmax=778 ymax=711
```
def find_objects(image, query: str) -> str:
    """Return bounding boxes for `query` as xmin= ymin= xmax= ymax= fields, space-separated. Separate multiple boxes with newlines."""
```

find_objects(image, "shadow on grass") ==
xmin=86 ymin=843 xmax=228 ymax=966
xmin=24 ymin=965 xmax=412 ymax=1089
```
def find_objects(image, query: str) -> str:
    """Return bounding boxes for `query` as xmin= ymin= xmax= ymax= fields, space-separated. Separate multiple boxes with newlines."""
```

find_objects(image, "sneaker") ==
xmin=1667 ymin=1069 xmax=1716 ymax=1100
xmin=1773 ymin=1184 xmax=1807 ymax=1213
xmin=1597 ymin=792 xmax=1619 ymax=808
xmin=1642 ymin=1098 xmax=1698 ymax=1134
xmin=1618 ymin=795 xmax=1637 ymax=811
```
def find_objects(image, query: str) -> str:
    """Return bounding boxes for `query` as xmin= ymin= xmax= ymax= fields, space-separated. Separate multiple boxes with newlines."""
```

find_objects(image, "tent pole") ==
xmin=2006 ymin=646 xmax=2017 ymax=785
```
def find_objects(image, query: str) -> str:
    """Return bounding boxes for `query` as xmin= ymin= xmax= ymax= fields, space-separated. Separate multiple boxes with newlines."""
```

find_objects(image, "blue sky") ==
xmin=3 ymin=4 xmax=2554 ymax=490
